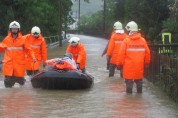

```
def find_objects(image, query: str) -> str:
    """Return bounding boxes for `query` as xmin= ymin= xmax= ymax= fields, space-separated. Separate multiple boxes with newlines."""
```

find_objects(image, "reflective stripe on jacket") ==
xmin=2 ymin=32 xmax=35 ymax=77
xmin=66 ymin=42 xmax=86 ymax=70
xmin=24 ymin=34 xmax=47 ymax=70
xmin=117 ymin=33 xmax=150 ymax=79
xmin=106 ymin=32 xmax=127 ymax=64
xmin=30 ymin=44 xmax=41 ymax=49
xmin=7 ymin=47 xmax=23 ymax=50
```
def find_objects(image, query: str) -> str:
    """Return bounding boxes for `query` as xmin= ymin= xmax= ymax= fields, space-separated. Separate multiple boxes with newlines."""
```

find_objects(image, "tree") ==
xmin=124 ymin=0 xmax=170 ymax=41
xmin=0 ymin=0 xmax=74 ymax=38
xmin=162 ymin=0 xmax=178 ymax=42
xmin=78 ymin=0 xmax=170 ymax=42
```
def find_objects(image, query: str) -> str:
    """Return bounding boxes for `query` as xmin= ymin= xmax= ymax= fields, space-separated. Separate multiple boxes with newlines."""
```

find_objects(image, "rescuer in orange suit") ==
xmin=24 ymin=26 xmax=47 ymax=75
xmin=101 ymin=30 xmax=114 ymax=70
xmin=106 ymin=21 xmax=127 ymax=77
xmin=66 ymin=37 xmax=86 ymax=73
xmin=1 ymin=21 xmax=36 ymax=88
xmin=117 ymin=21 xmax=150 ymax=93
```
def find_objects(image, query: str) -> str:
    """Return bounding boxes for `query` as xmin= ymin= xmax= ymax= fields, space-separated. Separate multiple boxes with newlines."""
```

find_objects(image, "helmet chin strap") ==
xmin=129 ymin=31 xmax=137 ymax=35
xmin=71 ymin=43 xmax=78 ymax=47
xmin=12 ymin=32 xmax=18 ymax=35
xmin=34 ymin=36 xmax=39 ymax=39
xmin=32 ymin=33 xmax=39 ymax=38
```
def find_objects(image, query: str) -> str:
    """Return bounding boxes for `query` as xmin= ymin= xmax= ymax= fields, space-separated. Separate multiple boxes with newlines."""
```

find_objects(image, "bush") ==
xmin=0 ymin=36 xmax=4 ymax=42
xmin=162 ymin=20 xmax=178 ymax=43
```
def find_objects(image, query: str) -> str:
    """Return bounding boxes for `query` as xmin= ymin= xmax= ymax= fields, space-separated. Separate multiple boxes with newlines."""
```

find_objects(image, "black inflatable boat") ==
xmin=31 ymin=70 xmax=94 ymax=89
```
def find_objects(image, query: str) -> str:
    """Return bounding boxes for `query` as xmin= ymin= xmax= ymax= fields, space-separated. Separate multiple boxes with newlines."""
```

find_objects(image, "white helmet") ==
xmin=68 ymin=37 xmax=80 ymax=46
xmin=31 ymin=26 xmax=41 ymax=36
xmin=113 ymin=21 xmax=123 ymax=30
xmin=125 ymin=21 xmax=138 ymax=31
xmin=9 ymin=21 xmax=20 ymax=30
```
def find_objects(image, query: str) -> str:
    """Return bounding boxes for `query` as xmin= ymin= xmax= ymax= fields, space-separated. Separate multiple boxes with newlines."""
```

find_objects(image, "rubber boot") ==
xmin=109 ymin=64 xmax=116 ymax=77
xmin=26 ymin=70 xmax=39 ymax=76
xmin=26 ymin=70 xmax=33 ymax=76
xmin=120 ymin=68 xmax=123 ymax=78
xmin=4 ymin=76 xmax=15 ymax=88
xmin=107 ymin=61 xmax=110 ymax=70
xmin=15 ymin=77 xmax=26 ymax=86
xmin=125 ymin=79 xmax=133 ymax=93
xmin=135 ymin=79 xmax=143 ymax=93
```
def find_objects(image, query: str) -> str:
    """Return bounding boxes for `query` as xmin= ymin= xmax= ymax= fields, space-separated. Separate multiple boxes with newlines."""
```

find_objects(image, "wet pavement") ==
xmin=0 ymin=34 xmax=178 ymax=118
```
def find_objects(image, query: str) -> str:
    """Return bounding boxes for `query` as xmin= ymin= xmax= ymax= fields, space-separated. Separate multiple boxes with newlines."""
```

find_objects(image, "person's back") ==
xmin=106 ymin=21 xmax=127 ymax=77
xmin=119 ymin=33 xmax=150 ymax=79
xmin=117 ymin=21 xmax=150 ymax=93
xmin=107 ymin=31 xmax=127 ymax=64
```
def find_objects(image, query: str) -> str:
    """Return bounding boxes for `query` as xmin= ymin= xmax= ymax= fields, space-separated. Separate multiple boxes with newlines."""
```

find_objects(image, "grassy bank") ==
xmin=47 ymin=43 xmax=68 ymax=59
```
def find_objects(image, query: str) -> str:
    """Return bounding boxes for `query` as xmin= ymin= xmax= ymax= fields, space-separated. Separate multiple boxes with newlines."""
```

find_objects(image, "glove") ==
xmin=76 ymin=63 xmax=80 ymax=69
xmin=43 ymin=61 xmax=47 ymax=68
xmin=33 ymin=58 xmax=37 ymax=63
xmin=101 ymin=53 xmax=105 ymax=57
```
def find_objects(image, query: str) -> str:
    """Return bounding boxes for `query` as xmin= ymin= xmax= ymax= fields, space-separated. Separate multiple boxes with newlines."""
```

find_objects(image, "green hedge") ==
xmin=0 ymin=36 xmax=4 ymax=42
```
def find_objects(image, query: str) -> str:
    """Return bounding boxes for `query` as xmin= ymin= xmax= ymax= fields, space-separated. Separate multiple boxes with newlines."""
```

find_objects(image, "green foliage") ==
xmin=79 ymin=0 xmax=170 ymax=42
xmin=124 ymin=0 xmax=170 ymax=41
xmin=156 ymin=0 xmax=178 ymax=43
xmin=154 ymin=65 xmax=177 ymax=101
xmin=0 ymin=36 xmax=4 ymax=42
xmin=163 ymin=20 xmax=178 ymax=32
xmin=79 ymin=11 xmax=103 ymax=31
xmin=0 ymin=0 xmax=74 ymax=36
xmin=162 ymin=19 xmax=178 ymax=43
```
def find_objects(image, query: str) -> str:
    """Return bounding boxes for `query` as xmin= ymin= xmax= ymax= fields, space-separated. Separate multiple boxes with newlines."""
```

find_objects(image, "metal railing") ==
xmin=44 ymin=35 xmax=60 ymax=48
xmin=44 ymin=35 xmax=69 ymax=48
xmin=148 ymin=43 xmax=178 ymax=58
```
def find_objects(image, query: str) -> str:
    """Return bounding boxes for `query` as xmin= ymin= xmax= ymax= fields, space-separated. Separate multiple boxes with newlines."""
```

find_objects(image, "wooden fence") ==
xmin=145 ymin=44 xmax=178 ymax=102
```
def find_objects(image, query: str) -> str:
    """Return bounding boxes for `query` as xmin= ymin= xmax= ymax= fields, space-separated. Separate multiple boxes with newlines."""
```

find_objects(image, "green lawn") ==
xmin=47 ymin=44 xmax=68 ymax=59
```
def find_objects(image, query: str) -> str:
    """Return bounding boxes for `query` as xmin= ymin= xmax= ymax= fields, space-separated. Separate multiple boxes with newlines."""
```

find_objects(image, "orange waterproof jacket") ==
xmin=24 ymin=34 xmax=47 ymax=70
xmin=117 ymin=33 xmax=150 ymax=79
xmin=66 ymin=42 xmax=86 ymax=69
xmin=2 ymin=32 xmax=35 ymax=77
xmin=106 ymin=32 xmax=127 ymax=64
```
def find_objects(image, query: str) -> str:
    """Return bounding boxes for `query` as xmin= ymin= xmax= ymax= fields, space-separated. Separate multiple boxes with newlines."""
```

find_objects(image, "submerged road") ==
xmin=0 ymin=34 xmax=178 ymax=118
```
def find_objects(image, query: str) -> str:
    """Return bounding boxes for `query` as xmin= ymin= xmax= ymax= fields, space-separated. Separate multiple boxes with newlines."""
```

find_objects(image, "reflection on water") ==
xmin=0 ymin=89 xmax=38 ymax=118
xmin=107 ymin=81 xmax=147 ymax=118
xmin=111 ymin=96 xmax=146 ymax=118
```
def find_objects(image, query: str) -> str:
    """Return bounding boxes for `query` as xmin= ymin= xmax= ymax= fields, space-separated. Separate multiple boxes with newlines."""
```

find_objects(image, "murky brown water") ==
xmin=0 ymin=34 xmax=178 ymax=118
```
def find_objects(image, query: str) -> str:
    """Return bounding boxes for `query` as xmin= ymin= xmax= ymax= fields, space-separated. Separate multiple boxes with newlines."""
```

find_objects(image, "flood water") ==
xmin=0 ymin=34 xmax=178 ymax=118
